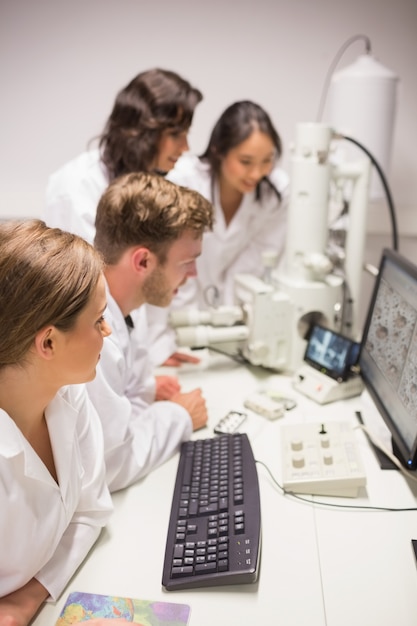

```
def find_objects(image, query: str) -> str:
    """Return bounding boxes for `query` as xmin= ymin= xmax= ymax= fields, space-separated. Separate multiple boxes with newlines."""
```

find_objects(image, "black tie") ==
xmin=125 ymin=315 xmax=134 ymax=329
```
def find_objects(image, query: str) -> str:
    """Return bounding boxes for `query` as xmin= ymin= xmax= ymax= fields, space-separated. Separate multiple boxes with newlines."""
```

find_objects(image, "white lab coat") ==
xmin=167 ymin=153 xmax=289 ymax=306
xmin=44 ymin=149 xmax=108 ymax=244
xmin=86 ymin=282 xmax=193 ymax=493
xmin=147 ymin=153 xmax=290 ymax=365
xmin=0 ymin=385 xmax=113 ymax=601
xmin=44 ymin=156 xmax=191 ymax=487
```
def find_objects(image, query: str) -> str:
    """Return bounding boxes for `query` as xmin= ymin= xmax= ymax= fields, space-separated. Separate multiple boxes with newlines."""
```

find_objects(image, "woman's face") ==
xmin=53 ymin=274 xmax=111 ymax=385
xmin=219 ymin=130 xmax=276 ymax=194
xmin=155 ymin=128 xmax=190 ymax=172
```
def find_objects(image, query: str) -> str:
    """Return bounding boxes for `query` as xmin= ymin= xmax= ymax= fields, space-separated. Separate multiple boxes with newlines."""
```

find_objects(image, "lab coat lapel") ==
xmin=0 ymin=408 xmax=61 ymax=488
xmin=211 ymin=186 xmax=261 ymax=275
xmin=45 ymin=390 xmax=81 ymax=516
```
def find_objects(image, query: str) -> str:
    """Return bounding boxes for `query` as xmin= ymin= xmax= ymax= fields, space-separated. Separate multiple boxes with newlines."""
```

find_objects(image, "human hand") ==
xmin=0 ymin=610 xmax=21 ymax=626
xmin=155 ymin=375 xmax=181 ymax=400
xmin=0 ymin=608 xmax=21 ymax=626
xmin=0 ymin=579 xmax=48 ymax=626
xmin=171 ymin=388 xmax=208 ymax=431
xmin=162 ymin=351 xmax=201 ymax=367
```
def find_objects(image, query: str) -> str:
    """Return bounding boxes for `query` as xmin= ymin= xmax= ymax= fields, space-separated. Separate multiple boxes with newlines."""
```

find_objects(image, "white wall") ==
xmin=1 ymin=0 xmax=416 ymax=245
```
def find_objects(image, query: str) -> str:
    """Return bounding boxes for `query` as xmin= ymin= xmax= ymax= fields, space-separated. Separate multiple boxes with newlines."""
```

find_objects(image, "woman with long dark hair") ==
xmin=167 ymin=100 xmax=289 ymax=308
xmin=45 ymin=68 xmax=202 ymax=244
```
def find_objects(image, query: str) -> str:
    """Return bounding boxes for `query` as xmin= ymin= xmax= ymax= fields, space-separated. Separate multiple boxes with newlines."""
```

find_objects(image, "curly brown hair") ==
xmin=98 ymin=68 xmax=202 ymax=180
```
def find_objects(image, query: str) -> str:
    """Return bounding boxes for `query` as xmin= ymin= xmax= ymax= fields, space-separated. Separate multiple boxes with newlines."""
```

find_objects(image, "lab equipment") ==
xmin=213 ymin=410 xmax=247 ymax=435
xmin=292 ymin=323 xmax=364 ymax=404
xmin=171 ymin=122 xmax=371 ymax=373
xmin=326 ymin=52 xmax=398 ymax=199
xmin=302 ymin=324 xmax=361 ymax=382
xmin=292 ymin=365 xmax=364 ymax=405
xmin=161 ymin=433 xmax=261 ymax=590
xmin=281 ymin=420 xmax=367 ymax=497
xmin=243 ymin=392 xmax=286 ymax=420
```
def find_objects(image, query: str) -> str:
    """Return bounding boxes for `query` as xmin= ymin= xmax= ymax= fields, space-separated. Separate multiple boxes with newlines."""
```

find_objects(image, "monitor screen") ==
xmin=359 ymin=248 xmax=417 ymax=470
xmin=304 ymin=324 xmax=360 ymax=381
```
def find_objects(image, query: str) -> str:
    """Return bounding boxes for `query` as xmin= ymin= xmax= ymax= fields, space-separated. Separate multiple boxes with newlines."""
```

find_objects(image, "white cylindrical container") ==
xmin=285 ymin=123 xmax=332 ymax=280
xmin=327 ymin=54 xmax=398 ymax=198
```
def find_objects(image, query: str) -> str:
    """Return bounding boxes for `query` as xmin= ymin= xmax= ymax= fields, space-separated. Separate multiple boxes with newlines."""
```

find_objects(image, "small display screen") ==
xmin=304 ymin=324 xmax=360 ymax=381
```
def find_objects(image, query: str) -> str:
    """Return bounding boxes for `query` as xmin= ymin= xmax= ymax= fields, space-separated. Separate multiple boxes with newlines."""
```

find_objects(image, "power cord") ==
xmin=205 ymin=344 xmax=249 ymax=366
xmin=255 ymin=459 xmax=417 ymax=512
xmin=341 ymin=134 xmax=398 ymax=251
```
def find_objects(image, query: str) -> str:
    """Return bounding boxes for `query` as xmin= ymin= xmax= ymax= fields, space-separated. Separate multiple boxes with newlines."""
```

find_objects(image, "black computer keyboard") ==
xmin=162 ymin=432 xmax=261 ymax=590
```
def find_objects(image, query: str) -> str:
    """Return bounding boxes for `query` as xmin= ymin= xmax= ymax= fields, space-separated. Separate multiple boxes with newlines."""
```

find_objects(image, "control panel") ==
xmin=281 ymin=421 xmax=367 ymax=497
xmin=292 ymin=365 xmax=364 ymax=404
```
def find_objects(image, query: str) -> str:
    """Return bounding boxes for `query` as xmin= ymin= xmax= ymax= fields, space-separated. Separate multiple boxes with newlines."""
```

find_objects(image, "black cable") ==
xmin=206 ymin=344 xmax=249 ymax=365
xmin=342 ymin=134 xmax=399 ymax=251
xmin=255 ymin=459 xmax=417 ymax=512
xmin=206 ymin=345 xmax=281 ymax=374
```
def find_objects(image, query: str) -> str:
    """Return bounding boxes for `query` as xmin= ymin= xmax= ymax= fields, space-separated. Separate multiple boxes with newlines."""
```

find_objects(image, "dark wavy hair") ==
xmin=200 ymin=100 xmax=283 ymax=202
xmin=98 ymin=68 xmax=202 ymax=180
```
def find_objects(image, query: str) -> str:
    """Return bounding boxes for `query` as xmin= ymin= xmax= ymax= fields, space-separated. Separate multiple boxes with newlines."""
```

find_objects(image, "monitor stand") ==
xmin=355 ymin=411 xmax=400 ymax=470
xmin=368 ymin=437 xmax=398 ymax=470
xmin=411 ymin=539 xmax=417 ymax=563
xmin=369 ymin=437 xmax=415 ymax=471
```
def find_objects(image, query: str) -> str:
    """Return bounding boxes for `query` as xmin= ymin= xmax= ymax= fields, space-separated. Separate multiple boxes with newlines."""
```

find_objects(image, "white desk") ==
xmin=32 ymin=351 xmax=417 ymax=625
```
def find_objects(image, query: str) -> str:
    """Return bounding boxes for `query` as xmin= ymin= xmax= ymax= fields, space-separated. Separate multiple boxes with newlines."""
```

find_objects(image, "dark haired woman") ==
xmin=167 ymin=100 xmax=289 ymax=308
xmin=146 ymin=100 xmax=289 ymax=367
xmin=45 ymin=68 xmax=202 ymax=245
xmin=45 ymin=68 xmax=203 ymax=373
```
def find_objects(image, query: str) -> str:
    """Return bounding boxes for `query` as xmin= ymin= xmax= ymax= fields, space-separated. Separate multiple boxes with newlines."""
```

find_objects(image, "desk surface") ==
xmin=33 ymin=351 xmax=417 ymax=626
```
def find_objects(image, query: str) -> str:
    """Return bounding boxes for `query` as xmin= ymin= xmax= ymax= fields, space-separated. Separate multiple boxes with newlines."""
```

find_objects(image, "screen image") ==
xmin=304 ymin=325 xmax=360 ymax=381
xmin=359 ymin=248 xmax=417 ymax=469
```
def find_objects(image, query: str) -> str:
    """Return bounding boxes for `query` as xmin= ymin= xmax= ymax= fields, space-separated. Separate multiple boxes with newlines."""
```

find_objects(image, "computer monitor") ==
xmin=359 ymin=248 xmax=417 ymax=470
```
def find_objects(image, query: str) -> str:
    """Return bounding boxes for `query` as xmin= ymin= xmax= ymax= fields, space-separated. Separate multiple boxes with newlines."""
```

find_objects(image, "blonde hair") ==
xmin=0 ymin=220 xmax=104 ymax=368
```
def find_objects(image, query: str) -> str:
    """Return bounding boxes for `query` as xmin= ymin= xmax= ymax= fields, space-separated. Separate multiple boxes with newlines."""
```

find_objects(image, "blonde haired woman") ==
xmin=0 ymin=220 xmax=113 ymax=625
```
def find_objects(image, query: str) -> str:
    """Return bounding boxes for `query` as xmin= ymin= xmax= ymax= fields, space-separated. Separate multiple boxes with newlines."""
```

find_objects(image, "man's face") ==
xmin=142 ymin=229 xmax=201 ymax=307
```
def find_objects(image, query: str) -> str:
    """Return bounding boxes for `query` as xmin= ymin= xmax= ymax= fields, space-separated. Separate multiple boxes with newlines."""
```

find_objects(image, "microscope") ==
xmin=171 ymin=123 xmax=371 ymax=391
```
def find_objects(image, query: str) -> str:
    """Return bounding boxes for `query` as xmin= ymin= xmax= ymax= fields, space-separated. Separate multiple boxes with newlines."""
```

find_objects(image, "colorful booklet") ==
xmin=55 ymin=591 xmax=191 ymax=625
